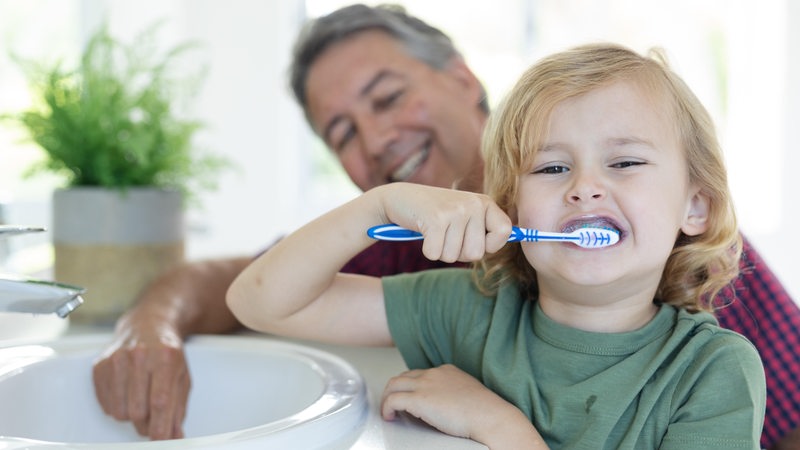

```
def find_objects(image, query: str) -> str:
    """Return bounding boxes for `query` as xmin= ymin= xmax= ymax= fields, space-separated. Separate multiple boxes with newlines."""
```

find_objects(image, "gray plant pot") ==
xmin=52 ymin=187 xmax=185 ymax=325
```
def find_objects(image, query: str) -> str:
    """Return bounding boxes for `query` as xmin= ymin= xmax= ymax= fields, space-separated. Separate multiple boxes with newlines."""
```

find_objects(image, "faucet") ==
xmin=0 ymin=225 xmax=84 ymax=318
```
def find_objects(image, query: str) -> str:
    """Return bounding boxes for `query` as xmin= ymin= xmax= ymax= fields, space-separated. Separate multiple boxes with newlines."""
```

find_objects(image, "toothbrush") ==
xmin=367 ymin=224 xmax=619 ymax=249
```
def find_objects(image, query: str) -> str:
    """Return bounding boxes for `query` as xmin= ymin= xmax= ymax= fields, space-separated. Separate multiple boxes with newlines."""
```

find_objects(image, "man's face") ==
xmin=305 ymin=30 xmax=487 ymax=192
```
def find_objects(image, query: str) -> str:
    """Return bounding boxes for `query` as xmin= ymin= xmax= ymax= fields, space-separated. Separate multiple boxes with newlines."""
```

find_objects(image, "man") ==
xmin=92 ymin=5 xmax=800 ymax=449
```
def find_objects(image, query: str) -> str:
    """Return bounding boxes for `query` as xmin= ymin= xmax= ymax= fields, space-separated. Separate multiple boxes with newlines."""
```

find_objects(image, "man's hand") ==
xmin=92 ymin=256 xmax=251 ymax=439
xmin=92 ymin=323 xmax=190 ymax=440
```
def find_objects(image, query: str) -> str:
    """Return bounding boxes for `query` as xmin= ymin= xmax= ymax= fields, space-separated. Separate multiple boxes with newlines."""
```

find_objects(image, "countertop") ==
xmin=61 ymin=322 xmax=487 ymax=450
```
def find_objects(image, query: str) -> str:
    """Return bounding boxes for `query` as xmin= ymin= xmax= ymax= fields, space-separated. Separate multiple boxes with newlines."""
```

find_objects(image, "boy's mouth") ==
xmin=562 ymin=217 xmax=623 ymax=239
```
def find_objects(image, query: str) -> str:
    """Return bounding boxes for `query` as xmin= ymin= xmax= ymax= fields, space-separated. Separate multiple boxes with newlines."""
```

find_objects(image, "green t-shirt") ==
xmin=383 ymin=268 xmax=766 ymax=450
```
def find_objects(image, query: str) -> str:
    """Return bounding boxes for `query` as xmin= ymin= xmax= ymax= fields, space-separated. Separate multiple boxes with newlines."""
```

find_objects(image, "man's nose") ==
xmin=358 ymin=114 xmax=396 ymax=158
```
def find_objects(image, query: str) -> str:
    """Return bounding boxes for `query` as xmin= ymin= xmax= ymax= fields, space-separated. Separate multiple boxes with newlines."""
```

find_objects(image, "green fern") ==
xmin=5 ymin=21 xmax=230 ymax=202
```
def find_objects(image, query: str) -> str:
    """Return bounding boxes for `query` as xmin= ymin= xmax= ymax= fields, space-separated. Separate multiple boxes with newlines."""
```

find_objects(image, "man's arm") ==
xmin=714 ymin=235 xmax=800 ymax=450
xmin=92 ymin=255 xmax=252 ymax=440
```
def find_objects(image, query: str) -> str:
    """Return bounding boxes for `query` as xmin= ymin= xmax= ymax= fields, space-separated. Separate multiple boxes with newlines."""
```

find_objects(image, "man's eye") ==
xmin=534 ymin=165 xmax=569 ymax=174
xmin=373 ymin=89 xmax=403 ymax=110
xmin=333 ymin=126 xmax=356 ymax=154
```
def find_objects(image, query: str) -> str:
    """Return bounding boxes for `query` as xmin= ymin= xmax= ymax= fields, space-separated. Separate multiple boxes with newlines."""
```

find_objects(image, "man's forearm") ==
xmin=120 ymin=256 xmax=253 ymax=338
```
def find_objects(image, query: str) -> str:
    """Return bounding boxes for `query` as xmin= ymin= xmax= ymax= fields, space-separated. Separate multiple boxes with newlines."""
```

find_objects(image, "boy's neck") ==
xmin=537 ymin=294 xmax=660 ymax=333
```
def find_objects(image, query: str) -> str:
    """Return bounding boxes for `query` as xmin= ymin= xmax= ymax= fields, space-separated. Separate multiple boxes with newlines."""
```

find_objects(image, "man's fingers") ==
xmin=147 ymin=349 xmax=190 ymax=440
xmin=93 ymin=352 xmax=131 ymax=420
xmin=171 ymin=370 xmax=190 ymax=439
xmin=126 ymin=347 xmax=151 ymax=425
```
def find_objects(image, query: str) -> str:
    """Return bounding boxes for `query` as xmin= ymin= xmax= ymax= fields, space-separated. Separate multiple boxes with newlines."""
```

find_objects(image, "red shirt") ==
xmin=340 ymin=237 xmax=799 ymax=448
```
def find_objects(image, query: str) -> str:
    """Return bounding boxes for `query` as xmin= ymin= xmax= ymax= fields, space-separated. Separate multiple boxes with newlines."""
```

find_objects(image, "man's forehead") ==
xmin=309 ymin=30 xmax=419 ymax=80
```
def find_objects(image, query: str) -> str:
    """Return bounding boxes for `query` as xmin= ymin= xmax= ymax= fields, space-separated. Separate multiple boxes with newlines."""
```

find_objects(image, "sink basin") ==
xmin=0 ymin=334 xmax=367 ymax=449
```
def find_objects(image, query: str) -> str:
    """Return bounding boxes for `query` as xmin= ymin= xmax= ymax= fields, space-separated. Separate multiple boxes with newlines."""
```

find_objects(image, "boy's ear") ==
xmin=681 ymin=188 xmax=710 ymax=236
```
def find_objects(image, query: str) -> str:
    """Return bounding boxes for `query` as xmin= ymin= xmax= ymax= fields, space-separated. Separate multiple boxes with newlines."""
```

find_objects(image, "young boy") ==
xmin=227 ymin=43 xmax=766 ymax=449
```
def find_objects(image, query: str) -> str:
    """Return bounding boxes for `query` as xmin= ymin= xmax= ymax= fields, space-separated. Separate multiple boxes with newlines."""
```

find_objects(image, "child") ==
xmin=227 ymin=43 xmax=766 ymax=449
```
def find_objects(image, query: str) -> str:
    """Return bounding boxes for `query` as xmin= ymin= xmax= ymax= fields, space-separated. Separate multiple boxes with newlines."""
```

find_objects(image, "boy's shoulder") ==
xmin=676 ymin=307 xmax=755 ymax=342
xmin=672 ymin=307 xmax=762 ymax=368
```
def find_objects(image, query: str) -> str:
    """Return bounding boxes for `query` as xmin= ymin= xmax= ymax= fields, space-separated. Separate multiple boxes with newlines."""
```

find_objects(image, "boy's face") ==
xmin=304 ymin=31 xmax=486 ymax=192
xmin=516 ymin=80 xmax=709 ymax=304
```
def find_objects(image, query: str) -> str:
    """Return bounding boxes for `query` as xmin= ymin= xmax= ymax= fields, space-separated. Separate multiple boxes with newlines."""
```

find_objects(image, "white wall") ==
xmin=1 ymin=0 xmax=797 ymax=300
xmin=718 ymin=0 xmax=798 ymax=300
xmin=747 ymin=0 xmax=800 ymax=299
xmin=79 ymin=0 xmax=315 ymax=259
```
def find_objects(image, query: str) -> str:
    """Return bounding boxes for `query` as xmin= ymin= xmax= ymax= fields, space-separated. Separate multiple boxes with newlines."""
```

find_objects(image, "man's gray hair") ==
xmin=290 ymin=3 xmax=489 ymax=116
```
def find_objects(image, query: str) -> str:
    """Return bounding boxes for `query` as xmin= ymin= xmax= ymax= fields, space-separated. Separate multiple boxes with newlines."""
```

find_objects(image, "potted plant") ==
xmin=4 ymin=22 xmax=230 ymax=324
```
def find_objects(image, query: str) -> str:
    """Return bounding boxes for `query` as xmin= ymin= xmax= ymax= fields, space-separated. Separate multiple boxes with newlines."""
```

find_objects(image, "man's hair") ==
xmin=290 ymin=3 xmax=489 ymax=118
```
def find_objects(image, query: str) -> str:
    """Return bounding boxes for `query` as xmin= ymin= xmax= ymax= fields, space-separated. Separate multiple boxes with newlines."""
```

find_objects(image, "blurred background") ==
xmin=1 ymin=0 xmax=797 ymax=301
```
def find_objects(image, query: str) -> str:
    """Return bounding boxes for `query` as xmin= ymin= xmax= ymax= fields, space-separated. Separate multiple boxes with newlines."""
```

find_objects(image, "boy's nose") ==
xmin=566 ymin=170 xmax=607 ymax=204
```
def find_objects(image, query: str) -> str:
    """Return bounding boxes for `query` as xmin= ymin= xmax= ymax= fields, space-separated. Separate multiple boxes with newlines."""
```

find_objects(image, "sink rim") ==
xmin=0 ymin=333 xmax=368 ymax=449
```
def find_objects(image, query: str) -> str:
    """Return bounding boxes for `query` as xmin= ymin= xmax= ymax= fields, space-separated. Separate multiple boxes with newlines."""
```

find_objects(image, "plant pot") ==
xmin=52 ymin=187 xmax=184 ymax=325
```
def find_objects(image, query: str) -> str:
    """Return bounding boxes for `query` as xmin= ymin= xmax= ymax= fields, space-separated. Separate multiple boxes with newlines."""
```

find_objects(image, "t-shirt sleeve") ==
xmin=382 ymin=268 xmax=493 ymax=372
xmin=660 ymin=332 xmax=766 ymax=450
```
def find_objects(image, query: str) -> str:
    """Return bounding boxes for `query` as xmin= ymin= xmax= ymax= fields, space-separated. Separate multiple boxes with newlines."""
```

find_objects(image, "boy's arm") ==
xmin=226 ymin=183 xmax=511 ymax=346
xmin=226 ymin=184 xmax=392 ymax=345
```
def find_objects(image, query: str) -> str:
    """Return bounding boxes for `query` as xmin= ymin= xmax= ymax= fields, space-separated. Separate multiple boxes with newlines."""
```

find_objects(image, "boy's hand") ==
xmin=378 ymin=183 xmax=512 ymax=263
xmin=380 ymin=364 xmax=548 ymax=449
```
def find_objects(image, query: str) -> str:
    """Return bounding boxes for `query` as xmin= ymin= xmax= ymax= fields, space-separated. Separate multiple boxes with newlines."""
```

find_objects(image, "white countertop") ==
xmin=58 ymin=322 xmax=487 ymax=449
xmin=293 ymin=339 xmax=487 ymax=450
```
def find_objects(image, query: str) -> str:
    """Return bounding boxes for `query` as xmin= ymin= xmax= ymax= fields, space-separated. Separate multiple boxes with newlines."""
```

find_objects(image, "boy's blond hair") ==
xmin=477 ymin=43 xmax=741 ymax=312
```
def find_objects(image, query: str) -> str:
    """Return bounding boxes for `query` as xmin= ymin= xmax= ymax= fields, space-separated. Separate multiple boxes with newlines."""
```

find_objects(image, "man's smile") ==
xmin=390 ymin=143 xmax=431 ymax=182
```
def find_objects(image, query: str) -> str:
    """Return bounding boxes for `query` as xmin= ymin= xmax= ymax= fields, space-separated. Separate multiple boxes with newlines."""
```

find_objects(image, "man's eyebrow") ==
xmin=322 ymin=69 xmax=396 ymax=144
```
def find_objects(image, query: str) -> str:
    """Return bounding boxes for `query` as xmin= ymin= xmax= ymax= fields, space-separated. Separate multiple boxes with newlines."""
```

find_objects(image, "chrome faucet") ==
xmin=0 ymin=226 xmax=84 ymax=318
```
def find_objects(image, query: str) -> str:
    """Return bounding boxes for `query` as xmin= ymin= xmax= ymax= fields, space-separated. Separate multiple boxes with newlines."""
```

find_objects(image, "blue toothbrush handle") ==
xmin=367 ymin=224 xmax=424 ymax=241
xmin=368 ymin=224 xmax=531 ymax=242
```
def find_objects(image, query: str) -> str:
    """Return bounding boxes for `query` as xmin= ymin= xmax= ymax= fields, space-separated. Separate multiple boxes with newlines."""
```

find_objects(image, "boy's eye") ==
xmin=610 ymin=160 xmax=646 ymax=169
xmin=534 ymin=165 xmax=570 ymax=174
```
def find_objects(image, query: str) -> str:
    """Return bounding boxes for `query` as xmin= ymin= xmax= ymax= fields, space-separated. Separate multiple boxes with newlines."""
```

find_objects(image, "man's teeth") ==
xmin=391 ymin=147 xmax=429 ymax=182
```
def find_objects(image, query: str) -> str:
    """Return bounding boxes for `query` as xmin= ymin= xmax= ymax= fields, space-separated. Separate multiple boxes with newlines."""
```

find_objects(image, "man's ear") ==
xmin=444 ymin=57 xmax=484 ymax=106
xmin=681 ymin=188 xmax=710 ymax=236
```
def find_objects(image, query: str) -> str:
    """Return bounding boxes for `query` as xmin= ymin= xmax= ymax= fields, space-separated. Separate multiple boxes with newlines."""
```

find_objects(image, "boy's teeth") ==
xmin=566 ymin=219 xmax=620 ymax=234
xmin=391 ymin=148 xmax=429 ymax=182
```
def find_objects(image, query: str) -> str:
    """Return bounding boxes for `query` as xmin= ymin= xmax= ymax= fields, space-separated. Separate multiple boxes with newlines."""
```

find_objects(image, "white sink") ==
xmin=0 ymin=334 xmax=367 ymax=449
